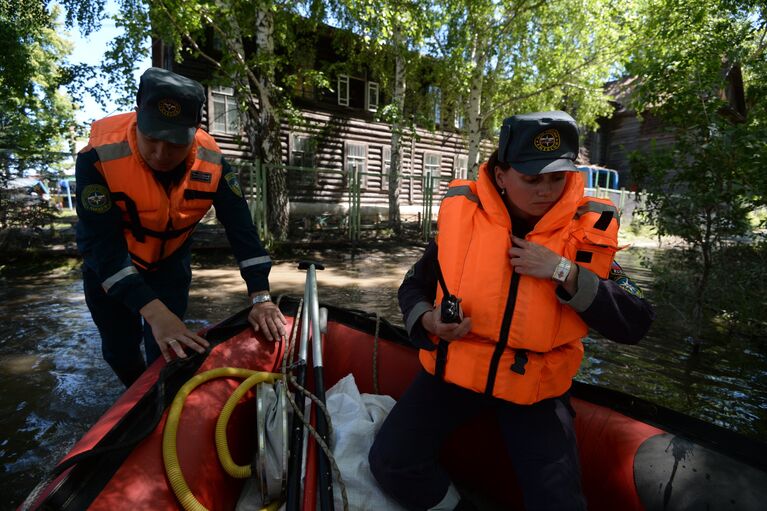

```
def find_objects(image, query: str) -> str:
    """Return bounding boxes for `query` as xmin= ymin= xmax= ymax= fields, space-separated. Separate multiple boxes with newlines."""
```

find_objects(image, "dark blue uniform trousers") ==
xmin=83 ymin=254 xmax=192 ymax=387
xmin=369 ymin=370 xmax=587 ymax=511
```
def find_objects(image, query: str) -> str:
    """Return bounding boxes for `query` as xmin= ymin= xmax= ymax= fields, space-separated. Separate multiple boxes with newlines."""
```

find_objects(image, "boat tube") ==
xmin=21 ymin=296 xmax=767 ymax=511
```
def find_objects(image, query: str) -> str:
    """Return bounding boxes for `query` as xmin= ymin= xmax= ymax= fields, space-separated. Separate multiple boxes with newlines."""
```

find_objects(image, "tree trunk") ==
xmin=254 ymin=7 xmax=289 ymax=240
xmin=389 ymin=31 xmax=406 ymax=234
xmin=466 ymin=34 xmax=487 ymax=179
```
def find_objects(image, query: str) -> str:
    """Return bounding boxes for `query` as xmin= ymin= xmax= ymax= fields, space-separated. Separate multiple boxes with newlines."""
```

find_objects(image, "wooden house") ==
xmin=149 ymin=24 xmax=493 ymax=229
xmin=584 ymin=68 xmax=747 ymax=190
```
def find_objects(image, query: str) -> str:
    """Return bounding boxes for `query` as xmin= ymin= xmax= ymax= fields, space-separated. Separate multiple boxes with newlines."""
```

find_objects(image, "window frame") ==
xmin=338 ymin=74 xmax=350 ymax=107
xmin=210 ymin=86 xmax=242 ymax=135
xmin=423 ymin=151 xmax=442 ymax=190
xmin=381 ymin=145 xmax=391 ymax=191
xmin=367 ymin=81 xmax=379 ymax=112
xmin=428 ymin=85 xmax=442 ymax=126
xmin=345 ymin=141 xmax=368 ymax=189
xmin=454 ymin=155 xmax=469 ymax=180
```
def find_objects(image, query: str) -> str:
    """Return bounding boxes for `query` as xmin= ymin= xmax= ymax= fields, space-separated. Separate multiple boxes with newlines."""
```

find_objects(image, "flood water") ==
xmin=1 ymin=243 xmax=766 ymax=509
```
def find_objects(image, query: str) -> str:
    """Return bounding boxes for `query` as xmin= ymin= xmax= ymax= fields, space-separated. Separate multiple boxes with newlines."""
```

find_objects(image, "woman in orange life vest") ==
xmin=76 ymin=68 xmax=286 ymax=387
xmin=369 ymin=111 xmax=654 ymax=511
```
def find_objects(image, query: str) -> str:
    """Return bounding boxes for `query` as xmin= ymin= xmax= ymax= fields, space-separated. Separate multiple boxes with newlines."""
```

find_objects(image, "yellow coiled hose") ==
xmin=162 ymin=367 xmax=283 ymax=511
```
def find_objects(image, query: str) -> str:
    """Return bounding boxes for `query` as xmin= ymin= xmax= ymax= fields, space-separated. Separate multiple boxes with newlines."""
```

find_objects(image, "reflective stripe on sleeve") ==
xmin=102 ymin=266 xmax=139 ymax=292
xmin=239 ymin=255 xmax=272 ymax=269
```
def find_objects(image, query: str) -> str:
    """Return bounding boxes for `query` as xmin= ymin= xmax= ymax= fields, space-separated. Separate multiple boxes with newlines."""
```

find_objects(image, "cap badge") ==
xmin=534 ymin=129 xmax=561 ymax=152
xmin=157 ymin=98 xmax=182 ymax=118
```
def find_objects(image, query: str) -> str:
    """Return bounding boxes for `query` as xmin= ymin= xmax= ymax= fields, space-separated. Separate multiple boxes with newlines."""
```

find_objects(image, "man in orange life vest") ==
xmin=76 ymin=68 xmax=285 ymax=387
xmin=369 ymin=111 xmax=654 ymax=510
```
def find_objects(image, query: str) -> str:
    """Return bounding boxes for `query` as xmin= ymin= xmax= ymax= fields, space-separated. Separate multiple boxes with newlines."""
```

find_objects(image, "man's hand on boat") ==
xmin=420 ymin=303 xmax=472 ymax=341
xmin=247 ymin=299 xmax=288 ymax=341
xmin=140 ymin=299 xmax=210 ymax=361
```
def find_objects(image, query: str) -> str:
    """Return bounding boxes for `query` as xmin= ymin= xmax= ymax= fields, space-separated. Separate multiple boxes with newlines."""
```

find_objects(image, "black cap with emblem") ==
xmin=136 ymin=68 xmax=205 ymax=145
xmin=497 ymin=110 xmax=580 ymax=175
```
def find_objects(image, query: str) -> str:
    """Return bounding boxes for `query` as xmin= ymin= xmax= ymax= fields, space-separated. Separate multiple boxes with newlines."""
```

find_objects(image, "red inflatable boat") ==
xmin=22 ymin=296 xmax=767 ymax=510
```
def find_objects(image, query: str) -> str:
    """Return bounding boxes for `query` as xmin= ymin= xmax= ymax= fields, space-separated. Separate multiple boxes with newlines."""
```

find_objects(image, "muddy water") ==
xmin=1 ymin=245 xmax=766 ymax=508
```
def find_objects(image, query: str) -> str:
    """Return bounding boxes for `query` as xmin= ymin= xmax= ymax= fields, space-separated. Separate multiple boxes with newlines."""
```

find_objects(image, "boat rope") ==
xmin=278 ymin=298 xmax=349 ymax=511
xmin=283 ymin=373 xmax=349 ymax=510
xmin=372 ymin=312 xmax=381 ymax=395
xmin=162 ymin=367 xmax=283 ymax=511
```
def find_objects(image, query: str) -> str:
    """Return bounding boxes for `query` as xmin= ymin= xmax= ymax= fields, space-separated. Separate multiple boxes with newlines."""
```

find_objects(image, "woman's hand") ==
xmin=509 ymin=235 xmax=579 ymax=293
xmin=140 ymin=299 xmax=209 ymax=362
xmin=509 ymin=235 xmax=562 ymax=279
xmin=420 ymin=304 xmax=472 ymax=341
xmin=248 ymin=301 xmax=288 ymax=341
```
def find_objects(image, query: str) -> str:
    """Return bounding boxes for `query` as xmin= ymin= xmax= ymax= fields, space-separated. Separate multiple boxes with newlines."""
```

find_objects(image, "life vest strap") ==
xmin=434 ymin=340 xmax=449 ymax=380
xmin=139 ymin=222 xmax=197 ymax=240
xmin=183 ymin=189 xmax=217 ymax=201
xmin=111 ymin=192 xmax=145 ymax=243
xmin=593 ymin=210 xmax=614 ymax=231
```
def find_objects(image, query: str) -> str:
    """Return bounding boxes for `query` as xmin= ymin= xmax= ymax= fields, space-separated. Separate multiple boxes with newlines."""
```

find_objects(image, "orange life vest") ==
xmin=420 ymin=163 xmax=620 ymax=404
xmin=87 ymin=112 xmax=224 ymax=270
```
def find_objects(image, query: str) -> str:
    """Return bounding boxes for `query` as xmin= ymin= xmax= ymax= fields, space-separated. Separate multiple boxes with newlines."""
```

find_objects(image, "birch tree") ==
xmin=107 ymin=0 xmax=323 ymax=240
xmin=433 ymin=0 xmax=635 ymax=176
xmin=332 ymin=0 xmax=435 ymax=232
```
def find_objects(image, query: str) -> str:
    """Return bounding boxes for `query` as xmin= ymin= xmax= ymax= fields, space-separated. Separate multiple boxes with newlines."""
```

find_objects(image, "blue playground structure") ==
xmin=577 ymin=165 xmax=620 ymax=190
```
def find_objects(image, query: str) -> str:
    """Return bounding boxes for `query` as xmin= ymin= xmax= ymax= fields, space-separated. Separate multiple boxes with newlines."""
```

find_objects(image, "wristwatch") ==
xmin=552 ymin=257 xmax=572 ymax=284
xmin=251 ymin=292 xmax=272 ymax=305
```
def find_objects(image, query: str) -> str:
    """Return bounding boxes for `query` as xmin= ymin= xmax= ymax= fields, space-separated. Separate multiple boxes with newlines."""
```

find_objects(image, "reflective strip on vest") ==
xmin=94 ymin=141 xmax=132 ymax=163
xmin=239 ymin=255 xmax=271 ymax=269
xmin=197 ymin=146 xmax=222 ymax=165
xmin=444 ymin=185 xmax=480 ymax=205
xmin=575 ymin=201 xmax=620 ymax=226
xmin=102 ymin=265 xmax=138 ymax=292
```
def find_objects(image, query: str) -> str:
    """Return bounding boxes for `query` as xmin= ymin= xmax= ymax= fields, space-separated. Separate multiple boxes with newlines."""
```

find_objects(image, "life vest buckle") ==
xmin=510 ymin=350 xmax=528 ymax=375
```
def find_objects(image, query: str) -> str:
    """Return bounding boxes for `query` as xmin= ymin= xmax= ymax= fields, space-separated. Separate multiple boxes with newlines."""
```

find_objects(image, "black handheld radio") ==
xmin=436 ymin=262 xmax=462 ymax=324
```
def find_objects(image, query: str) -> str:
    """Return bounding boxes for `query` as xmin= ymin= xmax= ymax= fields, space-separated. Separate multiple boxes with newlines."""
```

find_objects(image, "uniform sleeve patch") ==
xmin=224 ymin=172 xmax=243 ymax=198
xmin=81 ymin=184 xmax=111 ymax=213
xmin=609 ymin=261 xmax=643 ymax=298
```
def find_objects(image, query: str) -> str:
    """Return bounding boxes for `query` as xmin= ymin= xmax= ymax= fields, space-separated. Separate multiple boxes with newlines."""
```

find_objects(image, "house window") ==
xmin=345 ymin=142 xmax=367 ymax=189
xmin=424 ymin=152 xmax=441 ymax=176
xmin=454 ymin=155 xmax=468 ymax=180
xmin=428 ymin=86 xmax=442 ymax=126
xmin=454 ymin=112 xmax=465 ymax=130
xmin=211 ymin=86 xmax=242 ymax=135
xmin=290 ymin=134 xmax=315 ymax=168
xmin=382 ymin=146 xmax=391 ymax=191
xmin=289 ymin=134 xmax=315 ymax=186
xmin=338 ymin=75 xmax=350 ymax=107
xmin=367 ymin=82 xmax=379 ymax=112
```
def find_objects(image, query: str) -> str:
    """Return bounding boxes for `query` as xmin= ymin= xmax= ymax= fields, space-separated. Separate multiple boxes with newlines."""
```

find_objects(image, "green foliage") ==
xmin=0 ymin=4 xmax=78 ymax=230
xmin=626 ymin=0 xmax=767 ymax=338
xmin=431 ymin=0 xmax=632 ymax=132
xmin=647 ymin=241 xmax=767 ymax=340
xmin=0 ymin=5 xmax=76 ymax=152
xmin=631 ymin=121 xmax=762 ymax=247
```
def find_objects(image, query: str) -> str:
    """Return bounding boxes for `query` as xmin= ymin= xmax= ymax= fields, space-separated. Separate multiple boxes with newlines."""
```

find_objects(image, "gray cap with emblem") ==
xmin=497 ymin=110 xmax=580 ymax=175
xmin=136 ymin=68 xmax=205 ymax=145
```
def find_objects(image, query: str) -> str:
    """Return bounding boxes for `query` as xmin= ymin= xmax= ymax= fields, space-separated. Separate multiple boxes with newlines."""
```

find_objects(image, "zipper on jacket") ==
xmin=484 ymin=271 xmax=521 ymax=396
